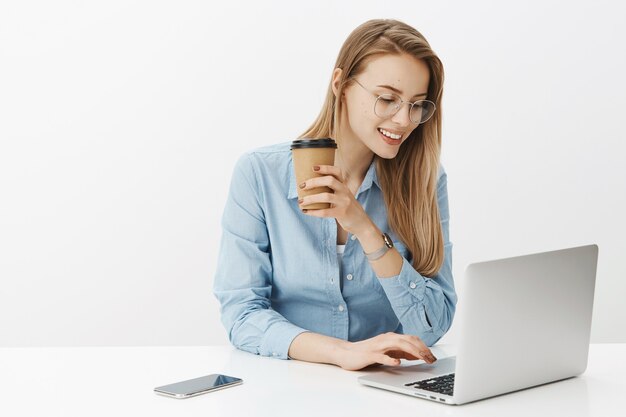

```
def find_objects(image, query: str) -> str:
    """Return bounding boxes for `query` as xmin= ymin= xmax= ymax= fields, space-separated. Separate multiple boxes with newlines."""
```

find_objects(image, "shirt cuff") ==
xmin=260 ymin=320 xmax=309 ymax=360
xmin=377 ymin=256 xmax=427 ymax=306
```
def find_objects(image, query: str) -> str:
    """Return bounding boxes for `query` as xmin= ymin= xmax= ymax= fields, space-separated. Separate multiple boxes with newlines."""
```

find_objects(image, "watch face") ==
xmin=383 ymin=233 xmax=394 ymax=248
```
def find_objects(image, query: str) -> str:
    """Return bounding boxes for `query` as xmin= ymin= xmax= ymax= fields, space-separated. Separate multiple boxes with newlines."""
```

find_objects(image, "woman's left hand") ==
xmin=298 ymin=165 xmax=373 ymax=236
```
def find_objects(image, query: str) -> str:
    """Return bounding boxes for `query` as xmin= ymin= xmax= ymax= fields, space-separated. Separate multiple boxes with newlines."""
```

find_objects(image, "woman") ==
xmin=213 ymin=19 xmax=456 ymax=371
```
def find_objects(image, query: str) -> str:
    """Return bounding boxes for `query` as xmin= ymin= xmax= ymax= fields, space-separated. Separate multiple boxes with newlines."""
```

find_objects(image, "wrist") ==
xmin=333 ymin=339 xmax=353 ymax=367
xmin=353 ymin=219 xmax=380 ymax=242
xmin=289 ymin=332 xmax=353 ymax=367
xmin=356 ymin=224 xmax=391 ymax=255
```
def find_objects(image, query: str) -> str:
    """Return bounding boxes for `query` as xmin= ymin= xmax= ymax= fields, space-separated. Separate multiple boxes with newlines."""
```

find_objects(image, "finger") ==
xmin=398 ymin=334 xmax=434 ymax=356
xmin=299 ymin=192 xmax=336 ymax=207
xmin=407 ymin=335 xmax=437 ymax=362
xmin=313 ymin=164 xmax=345 ymax=182
xmin=387 ymin=350 xmax=420 ymax=360
xmin=394 ymin=339 xmax=434 ymax=363
xmin=385 ymin=350 xmax=421 ymax=361
xmin=405 ymin=340 xmax=437 ymax=363
xmin=382 ymin=337 xmax=435 ymax=364
xmin=377 ymin=354 xmax=401 ymax=367
xmin=301 ymin=207 xmax=333 ymax=217
xmin=300 ymin=175 xmax=342 ymax=191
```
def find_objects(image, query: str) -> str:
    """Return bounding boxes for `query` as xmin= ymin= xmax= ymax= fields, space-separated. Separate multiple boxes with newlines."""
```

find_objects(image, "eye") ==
xmin=378 ymin=94 xmax=400 ymax=105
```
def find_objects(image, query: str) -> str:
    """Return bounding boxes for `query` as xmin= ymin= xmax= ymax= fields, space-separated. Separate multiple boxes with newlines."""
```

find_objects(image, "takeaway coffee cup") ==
xmin=290 ymin=138 xmax=338 ymax=210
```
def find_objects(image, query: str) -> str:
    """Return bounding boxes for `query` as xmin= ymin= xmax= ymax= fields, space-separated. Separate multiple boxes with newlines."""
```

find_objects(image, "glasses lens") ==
xmin=374 ymin=94 xmax=401 ymax=118
xmin=375 ymin=94 xmax=436 ymax=124
xmin=410 ymin=100 xmax=436 ymax=124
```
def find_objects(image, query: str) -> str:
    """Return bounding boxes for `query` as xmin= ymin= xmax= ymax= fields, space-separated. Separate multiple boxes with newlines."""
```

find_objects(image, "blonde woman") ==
xmin=213 ymin=19 xmax=456 ymax=371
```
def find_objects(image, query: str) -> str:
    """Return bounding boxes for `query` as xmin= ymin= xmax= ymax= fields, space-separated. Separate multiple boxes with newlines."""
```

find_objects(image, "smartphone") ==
xmin=154 ymin=374 xmax=243 ymax=399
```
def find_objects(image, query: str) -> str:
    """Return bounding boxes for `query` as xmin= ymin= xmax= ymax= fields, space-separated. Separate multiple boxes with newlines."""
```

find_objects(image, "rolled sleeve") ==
xmin=262 ymin=322 xmax=310 ymax=359
xmin=378 ymin=257 xmax=428 ymax=305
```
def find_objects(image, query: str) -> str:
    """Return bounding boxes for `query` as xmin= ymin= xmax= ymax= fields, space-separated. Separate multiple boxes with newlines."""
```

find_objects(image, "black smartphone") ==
xmin=154 ymin=374 xmax=243 ymax=399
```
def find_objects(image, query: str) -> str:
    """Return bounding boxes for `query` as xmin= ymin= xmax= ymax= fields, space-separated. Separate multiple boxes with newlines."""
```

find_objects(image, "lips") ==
xmin=378 ymin=127 xmax=403 ymax=139
xmin=378 ymin=129 xmax=402 ymax=145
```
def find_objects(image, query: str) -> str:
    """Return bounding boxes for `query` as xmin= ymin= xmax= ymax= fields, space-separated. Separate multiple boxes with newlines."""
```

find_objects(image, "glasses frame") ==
xmin=349 ymin=78 xmax=436 ymax=125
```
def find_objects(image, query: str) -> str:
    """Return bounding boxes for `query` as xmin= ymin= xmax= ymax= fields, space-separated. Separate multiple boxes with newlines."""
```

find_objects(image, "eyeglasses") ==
xmin=350 ymin=78 xmax=436 ymax=125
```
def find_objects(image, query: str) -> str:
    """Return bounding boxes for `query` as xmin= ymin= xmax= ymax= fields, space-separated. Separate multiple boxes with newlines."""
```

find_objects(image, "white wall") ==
xmin=1 ymin=0 xmax=624 ymax=347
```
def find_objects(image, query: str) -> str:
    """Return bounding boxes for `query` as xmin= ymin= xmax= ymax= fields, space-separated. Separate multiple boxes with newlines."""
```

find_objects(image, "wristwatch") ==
xmin=363 ymin=232 xmax=394 ymax=261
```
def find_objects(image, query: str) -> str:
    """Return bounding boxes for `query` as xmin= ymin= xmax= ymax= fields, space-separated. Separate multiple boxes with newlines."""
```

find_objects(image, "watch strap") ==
xmin=363 ymin=233 xmax=394 ymax=261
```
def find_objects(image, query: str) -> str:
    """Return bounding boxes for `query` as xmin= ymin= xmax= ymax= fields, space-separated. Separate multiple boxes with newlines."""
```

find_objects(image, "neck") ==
xmin=333 ymin=136 xmax=374 ymax=193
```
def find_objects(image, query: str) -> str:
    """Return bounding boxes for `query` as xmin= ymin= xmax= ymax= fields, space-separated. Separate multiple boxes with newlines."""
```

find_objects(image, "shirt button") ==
xmin=346 ymin=274 xmax=353 ymax=281
xmin=409 ymin=282 xmax=417 ymax=289
xmin=351 ymin=235 xmax=357 ymax=241
xmin=338 ymin=305 xmax=345 ymax=312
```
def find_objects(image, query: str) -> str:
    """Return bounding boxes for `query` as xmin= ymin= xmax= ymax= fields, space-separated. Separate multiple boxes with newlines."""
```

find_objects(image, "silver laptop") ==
xmin=358 ymin=244 xmax=598 ymax=405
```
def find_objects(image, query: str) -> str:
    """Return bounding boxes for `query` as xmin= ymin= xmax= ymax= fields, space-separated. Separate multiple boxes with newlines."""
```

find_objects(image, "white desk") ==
xmin=0 ymin=344 xmax=622 ymax=416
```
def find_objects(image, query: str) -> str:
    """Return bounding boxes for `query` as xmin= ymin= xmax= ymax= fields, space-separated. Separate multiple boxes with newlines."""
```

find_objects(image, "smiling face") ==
xmin=332 ymin=53 xmax=431 ymax=159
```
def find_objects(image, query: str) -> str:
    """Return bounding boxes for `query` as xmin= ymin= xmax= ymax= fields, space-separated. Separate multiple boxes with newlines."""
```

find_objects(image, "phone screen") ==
xmin=155 ymin=374 xmax=242 ymax=398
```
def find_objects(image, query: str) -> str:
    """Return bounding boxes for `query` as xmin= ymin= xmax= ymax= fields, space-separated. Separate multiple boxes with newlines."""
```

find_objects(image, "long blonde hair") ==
xmin=298 ymin=19 xmax=445 ymax=277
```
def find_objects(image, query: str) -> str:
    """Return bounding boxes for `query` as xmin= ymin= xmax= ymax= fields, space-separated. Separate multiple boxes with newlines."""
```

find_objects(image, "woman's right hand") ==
xmin=335 ymin=332 xmax=437 ymax=371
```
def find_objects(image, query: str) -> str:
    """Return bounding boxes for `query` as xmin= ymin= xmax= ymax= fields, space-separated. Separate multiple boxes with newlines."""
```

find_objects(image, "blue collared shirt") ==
xmin=212 ymin=141 xmax=457 ymax=359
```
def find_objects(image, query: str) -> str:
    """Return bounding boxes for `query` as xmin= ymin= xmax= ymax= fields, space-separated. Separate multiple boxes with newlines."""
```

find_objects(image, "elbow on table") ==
xmin=221 ymin=313 xmax=262 ymax=356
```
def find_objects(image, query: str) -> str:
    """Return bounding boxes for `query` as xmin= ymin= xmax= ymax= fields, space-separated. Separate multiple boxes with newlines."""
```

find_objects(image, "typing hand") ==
xmin=336 ymin=332 xmax=437 ymax=371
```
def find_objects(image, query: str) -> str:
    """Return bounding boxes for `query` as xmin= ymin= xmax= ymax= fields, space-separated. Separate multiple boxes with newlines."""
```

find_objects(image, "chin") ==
xmin=374 ymin=147 xmax=400 ymax=159
xmin=360 ymin=132 xmax=404 ymax=159
xmin=374 ymin=139 xmax=403 ymax=159
xmin=370 ymin=131 xmax=405 ymax=159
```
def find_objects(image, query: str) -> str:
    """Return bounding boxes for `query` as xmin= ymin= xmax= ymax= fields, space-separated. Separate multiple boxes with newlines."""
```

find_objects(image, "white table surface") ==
xmin=0 ymin=344 xmax=622 ymax=416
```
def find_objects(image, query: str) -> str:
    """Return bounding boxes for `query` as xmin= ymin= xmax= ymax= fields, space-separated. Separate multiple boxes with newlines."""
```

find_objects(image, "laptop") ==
xmin=358 ymin=244 xmax=598 ymax=405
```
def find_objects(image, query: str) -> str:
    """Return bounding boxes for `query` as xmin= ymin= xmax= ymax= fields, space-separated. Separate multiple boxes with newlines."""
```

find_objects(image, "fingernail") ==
xmin=299 ymin=182 xmax=306 ymax=189
xmin=297 ymin=199 xmax=303 ymax=204
xmin=302 ymin=209 xmax=308 ymax=213
xmin=420 ymin=351 xmax=435 ymax=363
xmin=312 ymin=165 xmax=320 ymax=171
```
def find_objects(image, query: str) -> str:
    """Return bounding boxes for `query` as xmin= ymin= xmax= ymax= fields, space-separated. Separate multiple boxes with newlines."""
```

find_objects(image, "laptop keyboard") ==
xmin=404 ymin=373 xmax=455 ymax=396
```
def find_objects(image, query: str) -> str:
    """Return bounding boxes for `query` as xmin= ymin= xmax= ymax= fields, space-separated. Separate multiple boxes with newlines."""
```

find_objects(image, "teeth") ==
xmin=378 ymin=128 xmax=401 ymax=140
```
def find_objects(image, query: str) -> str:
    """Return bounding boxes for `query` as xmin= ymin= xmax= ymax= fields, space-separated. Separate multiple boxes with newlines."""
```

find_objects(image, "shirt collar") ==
xmin=287 ymin=156 xmax=380 ymax=199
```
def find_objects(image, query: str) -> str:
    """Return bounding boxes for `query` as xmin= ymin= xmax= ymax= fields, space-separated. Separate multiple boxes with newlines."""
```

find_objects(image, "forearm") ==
xmin=287 ymin=331 xmax=350 ymax=365
xmin=354 ymin=221 xmax=403 ymax=278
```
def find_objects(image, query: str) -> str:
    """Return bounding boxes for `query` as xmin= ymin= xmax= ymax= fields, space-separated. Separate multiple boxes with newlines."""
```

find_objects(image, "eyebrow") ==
xmin=376 ymin=84 xmax=428 ymax=99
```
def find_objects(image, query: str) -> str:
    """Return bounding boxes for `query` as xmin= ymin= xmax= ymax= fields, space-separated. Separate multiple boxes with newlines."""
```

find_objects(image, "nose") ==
xmin=390 ymin=102 xmax=412 ymax=128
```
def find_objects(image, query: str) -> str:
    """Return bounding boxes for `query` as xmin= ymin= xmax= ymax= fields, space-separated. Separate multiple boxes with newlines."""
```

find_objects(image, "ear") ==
xmin=331 ymin=67 xmax=343 ymax=98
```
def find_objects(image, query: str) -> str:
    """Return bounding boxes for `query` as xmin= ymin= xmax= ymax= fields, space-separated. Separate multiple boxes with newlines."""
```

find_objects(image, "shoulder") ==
xmin=234 ymin=140 xmax=292 ymax=175
xmin=246 ymin=140 xmax=292 ymax=156
xmin=232 ymin=141 xmax=294 ymax=200
xmin=239 ymin=140 xmax=292 ymax=164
